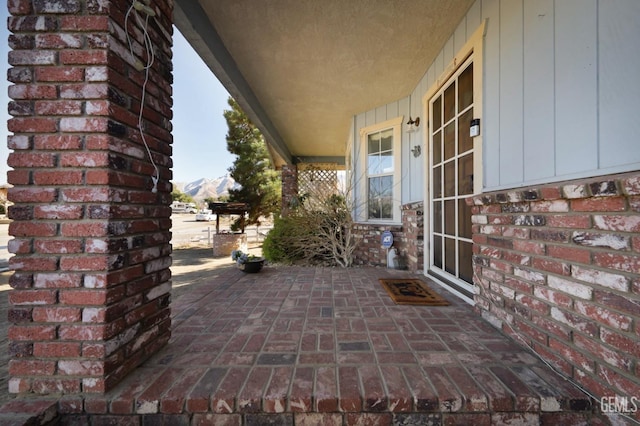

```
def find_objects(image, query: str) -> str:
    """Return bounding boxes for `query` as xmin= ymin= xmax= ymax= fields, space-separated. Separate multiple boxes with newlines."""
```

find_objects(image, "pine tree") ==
xmin=171 ymin=187 xmax=194 ymax=203
xmin=224 ymin=97 xmax=281 ymax=227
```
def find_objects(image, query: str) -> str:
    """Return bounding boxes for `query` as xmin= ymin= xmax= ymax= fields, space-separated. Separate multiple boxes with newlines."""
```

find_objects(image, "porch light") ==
xmin=406 ymin=116 xmax=420 ymax=133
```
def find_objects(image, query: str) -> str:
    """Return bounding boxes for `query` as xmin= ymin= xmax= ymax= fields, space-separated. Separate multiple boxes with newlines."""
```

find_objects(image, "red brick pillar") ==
xmin=400 ymin=201 xmax=424 ymax=272
xmin=281 ymin=164 xmax=298 ymax=216
xmin=6 ymin=0 xmax=174 ymax=394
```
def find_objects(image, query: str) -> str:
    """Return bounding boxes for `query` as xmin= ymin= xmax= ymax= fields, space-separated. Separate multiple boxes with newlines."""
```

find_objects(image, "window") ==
xmin=359 ymin=117 xmax=402 ymax=223
xmin=367 ymin=129 xmax=393 ymax=219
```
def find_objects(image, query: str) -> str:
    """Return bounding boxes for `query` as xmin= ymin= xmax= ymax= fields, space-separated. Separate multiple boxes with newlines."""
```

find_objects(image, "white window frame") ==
xmin=357 ymin=116 xmax=403 ymax=224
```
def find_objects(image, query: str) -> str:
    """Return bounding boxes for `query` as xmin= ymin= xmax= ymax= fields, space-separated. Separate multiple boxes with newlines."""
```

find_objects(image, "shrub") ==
xmin=262 ymin=193 xmax=357 ymax=267
xmin=262 ymin=216 xmax=305 ymax=263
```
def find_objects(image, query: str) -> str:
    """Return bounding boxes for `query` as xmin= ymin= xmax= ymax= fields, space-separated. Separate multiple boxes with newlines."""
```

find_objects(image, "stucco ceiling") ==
xmin=174 ymin=0 xmax=474 ymax=167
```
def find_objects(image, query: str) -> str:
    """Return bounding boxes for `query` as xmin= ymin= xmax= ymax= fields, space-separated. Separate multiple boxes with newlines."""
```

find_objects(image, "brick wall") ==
xmin=352 ymin=201 xmax=424 ymax=272
xmin=212 ymin=233 xmax=247 ymax=257
xmin=470 ymin=172 xmax=640 ymax=406
xmin=352 ymin=223 xmax=402 ymax=268
xmin=7 ymin=0 xmax=174 ymax=394
xmin=400 ymin=201 xmax=424 ymax=272
xmin=281 ymin=164 xmax=298 ymax=216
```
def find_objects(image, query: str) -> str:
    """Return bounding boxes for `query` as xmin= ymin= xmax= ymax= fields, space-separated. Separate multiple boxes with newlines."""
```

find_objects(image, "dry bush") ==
xmin=263 ymin=191 xmax=358 ymax=267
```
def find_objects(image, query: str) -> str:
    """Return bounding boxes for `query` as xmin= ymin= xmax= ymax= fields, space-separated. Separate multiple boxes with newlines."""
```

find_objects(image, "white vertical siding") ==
xmin=454 ymin=19 xmax=467 ymax=54
xmin=408 ymin=90 xmax=423 ymax=201
xmin=386 ymin=102 xmax=399 ymax=120
xmin=351 ymin=0 xmax=640 ymax=199
xmin=443 ymin=34 xmax=455 ymax=67
xmin=482 ymin=0 xmax=501 ymax=189
xmin=523 ymin=0 xmax=555 ymax=181
xmin=352 ymin=112 xmax=367 ymax=221
xmin=498 ymin=0 xmax=524 ymax=186
xmin=398 ymin=96 xmax=411 ymax=201
xmin=434 ymin=50 xmax=445 ymax=79
xmin=365 ymin=110 xmax=376 ymax=127
xmin=478 ymin=0 xmax=640 ymax=189
xmin=555 ymin=0 xmax=598 ymax=176
xmin=465 ymin=1 xmax=482 ymax=31
xmin=598 ymin=0 xmax=640 ymax=169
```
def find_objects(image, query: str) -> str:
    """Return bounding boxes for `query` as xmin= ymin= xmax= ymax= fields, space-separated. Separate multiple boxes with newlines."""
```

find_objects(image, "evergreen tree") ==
xmin=224 ymin=97 xmax=281 ymax=227
xmin=171 ymin=187 xmax=194 ymax=203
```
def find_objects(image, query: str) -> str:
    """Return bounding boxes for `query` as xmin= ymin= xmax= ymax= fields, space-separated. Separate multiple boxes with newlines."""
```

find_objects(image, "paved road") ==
xmin=0 ymin=215 xmax=270 ymax=261
xmin=0 ymin=216 xmax=211 ymax=268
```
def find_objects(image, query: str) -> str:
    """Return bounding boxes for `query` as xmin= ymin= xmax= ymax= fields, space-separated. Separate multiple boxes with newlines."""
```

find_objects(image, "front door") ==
xmin=428 ymin=56 xmax=475 ymax=300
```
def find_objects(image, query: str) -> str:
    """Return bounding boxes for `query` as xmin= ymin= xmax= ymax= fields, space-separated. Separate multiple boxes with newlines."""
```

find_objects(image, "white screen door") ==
xmin=429 ymin=57 xmax=475 ymax=299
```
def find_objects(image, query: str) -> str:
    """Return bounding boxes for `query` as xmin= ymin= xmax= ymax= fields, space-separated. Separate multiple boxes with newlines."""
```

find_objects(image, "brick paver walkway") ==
xmin=1 ymin=249 xmax=605 ymax=424
xmin=64 ymin=260 xmax=600 ymax=424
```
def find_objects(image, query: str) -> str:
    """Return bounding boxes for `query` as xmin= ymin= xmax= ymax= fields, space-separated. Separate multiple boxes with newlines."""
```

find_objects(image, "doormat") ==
xmin=379 ymin=279 xmax=450 ymax=306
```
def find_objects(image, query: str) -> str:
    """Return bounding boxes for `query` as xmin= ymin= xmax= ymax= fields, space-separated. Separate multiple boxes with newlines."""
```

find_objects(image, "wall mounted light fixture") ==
xmin=406 ymin=116 xmax=420 ymax=133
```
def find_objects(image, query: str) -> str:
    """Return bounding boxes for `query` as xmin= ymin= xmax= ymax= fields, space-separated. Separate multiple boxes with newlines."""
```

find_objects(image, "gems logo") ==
xmin=600 ymin=396 xmax=639 ymax=414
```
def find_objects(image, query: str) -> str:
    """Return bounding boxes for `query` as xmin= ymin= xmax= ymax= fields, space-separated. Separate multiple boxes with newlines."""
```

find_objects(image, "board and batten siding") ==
xmin=352 ymin=95 xmax=425 ymax=213
xmin=437 ymin=0 xmax=640 ymax=190
xmin=352 ymin=0 xmax=640 ymax=199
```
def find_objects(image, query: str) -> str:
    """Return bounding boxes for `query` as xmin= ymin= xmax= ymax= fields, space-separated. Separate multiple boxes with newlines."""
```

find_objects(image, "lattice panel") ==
xmin=298 ymin=165 xmax=339 ymax=205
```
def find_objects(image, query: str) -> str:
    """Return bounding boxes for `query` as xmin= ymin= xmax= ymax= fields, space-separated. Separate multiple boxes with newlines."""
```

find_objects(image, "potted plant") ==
xmin=231 ymin=250 xmax=264 ymax=273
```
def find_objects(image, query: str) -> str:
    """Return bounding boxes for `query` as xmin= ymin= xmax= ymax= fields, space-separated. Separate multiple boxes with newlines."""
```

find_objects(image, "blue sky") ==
xmin=1 ymin=8 xmax=235 ymax=184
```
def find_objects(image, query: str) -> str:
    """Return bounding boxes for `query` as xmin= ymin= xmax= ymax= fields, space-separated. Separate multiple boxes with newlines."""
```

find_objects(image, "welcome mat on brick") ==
xmin=379 ymin=278 xmax=450 ymax=306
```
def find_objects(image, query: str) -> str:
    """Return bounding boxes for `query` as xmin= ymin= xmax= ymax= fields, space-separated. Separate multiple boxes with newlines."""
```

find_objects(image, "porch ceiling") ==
xmin=174 ymin=0 xmax=474 ymax=167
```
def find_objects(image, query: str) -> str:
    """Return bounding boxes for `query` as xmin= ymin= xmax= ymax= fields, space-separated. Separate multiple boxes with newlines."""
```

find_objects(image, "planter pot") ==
xmin=238 ymin=259 xmax=264 ymax=273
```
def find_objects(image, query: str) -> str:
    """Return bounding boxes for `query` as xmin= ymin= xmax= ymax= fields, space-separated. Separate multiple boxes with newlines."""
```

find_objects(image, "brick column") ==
xmin=281 ymin=164 xmax=298 ymax=216
xmin=7 ymin=0 xmax=174 ymax=394
xmin=400 ymin=201 xmax=424 ymax=272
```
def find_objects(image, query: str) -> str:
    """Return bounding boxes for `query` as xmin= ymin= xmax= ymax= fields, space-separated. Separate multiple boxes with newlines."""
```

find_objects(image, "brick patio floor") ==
xmin=1 ymin=253 xmax=610 ymax=425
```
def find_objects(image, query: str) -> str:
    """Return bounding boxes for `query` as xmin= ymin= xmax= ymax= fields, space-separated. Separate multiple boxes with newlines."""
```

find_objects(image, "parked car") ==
xmin=195 ymin=210 xmax=215 ymax=221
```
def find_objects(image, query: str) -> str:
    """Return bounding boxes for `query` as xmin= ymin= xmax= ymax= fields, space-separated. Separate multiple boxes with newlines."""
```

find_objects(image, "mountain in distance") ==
xmin=174 ymin=174 xmax=240 ymax=202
